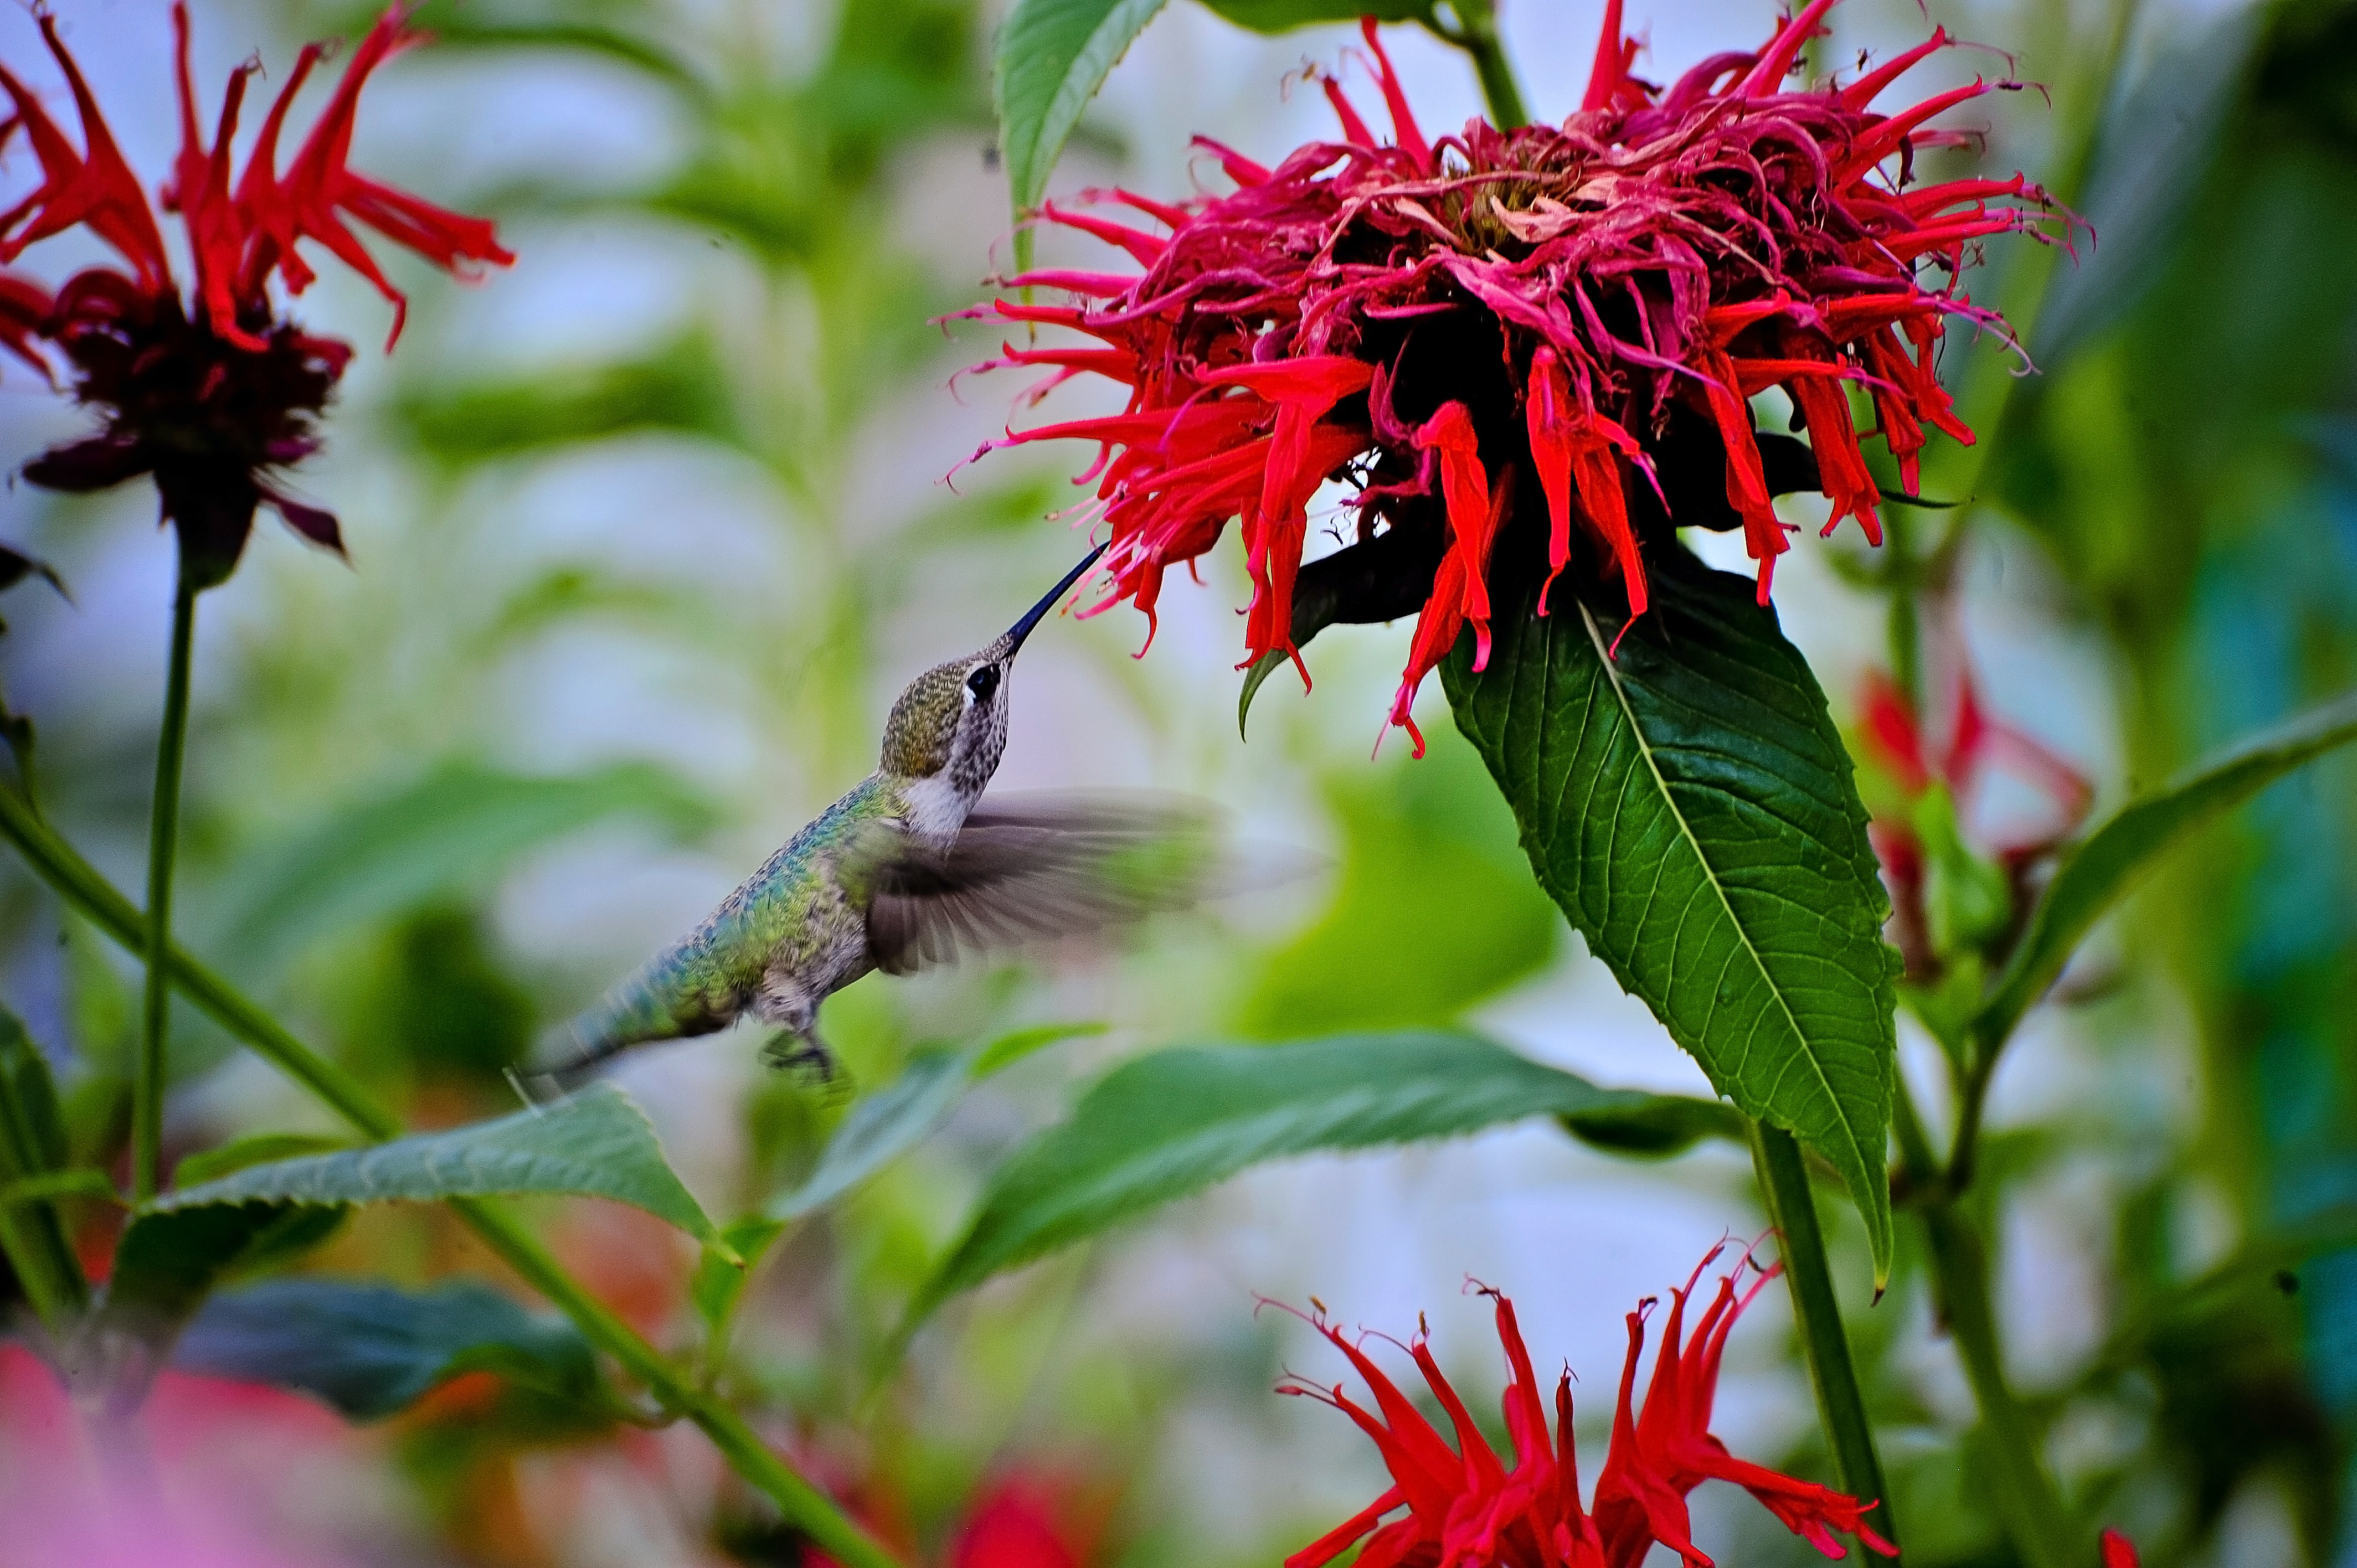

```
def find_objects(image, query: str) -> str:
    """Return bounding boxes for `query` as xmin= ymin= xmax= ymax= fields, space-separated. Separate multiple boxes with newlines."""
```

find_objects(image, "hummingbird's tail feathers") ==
xmin=863 ymin=789 xmax=1293 ymax=974
xmin=523 ymin=1017 xmax=642 ymax=1092
xmin=531 ymin=974 xmax=732 ymax=1087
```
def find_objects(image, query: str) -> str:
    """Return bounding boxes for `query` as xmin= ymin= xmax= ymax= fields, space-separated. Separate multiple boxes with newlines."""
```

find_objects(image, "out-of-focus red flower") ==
xmin=1279 ymin=1247 xmax=1895 ymax=1568
xmin=969 ymin=0 xmax=2067 ymax=751
xmin=2101 ymin=1529 xmax=2140 ymax=1568
xmin=1 ymin=1345 xmax=367 ymax=1567
xmin=1860 ymin=668 xmax=2091 ymax=851
xmin=948 ymin=1472 xmax=1112 ymax=1568
xmin=0 ymin=3 xmax=512 ymax=586
xmin=1859 ymin=658 xmax=2091 ymax=975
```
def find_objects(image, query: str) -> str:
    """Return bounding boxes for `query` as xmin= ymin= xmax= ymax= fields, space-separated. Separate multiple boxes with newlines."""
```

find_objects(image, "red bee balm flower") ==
xmin=1278 ymin=1249 xmax=1895 ymax=1568
xmin=970 ymin=0 xmax=2066 ymax=751
xmin=0 ymin=4 xmax=512 ymax=588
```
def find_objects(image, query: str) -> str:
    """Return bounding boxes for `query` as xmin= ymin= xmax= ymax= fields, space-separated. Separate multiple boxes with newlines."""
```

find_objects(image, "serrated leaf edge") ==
xmin=1572 ymin=600 xmax=1885 ymax=1258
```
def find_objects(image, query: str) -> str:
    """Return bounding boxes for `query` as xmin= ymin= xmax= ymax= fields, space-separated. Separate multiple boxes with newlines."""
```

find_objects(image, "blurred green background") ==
xmin=0 ymin=0 xmax=2352 ymax=1563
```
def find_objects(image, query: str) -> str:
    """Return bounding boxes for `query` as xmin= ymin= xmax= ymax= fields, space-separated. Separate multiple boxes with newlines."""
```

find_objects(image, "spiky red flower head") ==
xmin=0 ymin=4 xmax=512 ymax=587
xmin=1277 ymin=1248 xmax=1895 ymax=1568
xmin=969 ymin=1 xmax=2070 ymax=752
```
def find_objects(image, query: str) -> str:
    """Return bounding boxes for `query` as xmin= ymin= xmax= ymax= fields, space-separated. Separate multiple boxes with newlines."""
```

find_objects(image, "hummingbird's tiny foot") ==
xmin=759 ymin=1029 xmax=847 ymax=1098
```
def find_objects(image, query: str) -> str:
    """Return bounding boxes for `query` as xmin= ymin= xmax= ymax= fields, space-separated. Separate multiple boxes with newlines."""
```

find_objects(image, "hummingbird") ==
xmin=534 ymin=545 xmax=1218 ymax=1086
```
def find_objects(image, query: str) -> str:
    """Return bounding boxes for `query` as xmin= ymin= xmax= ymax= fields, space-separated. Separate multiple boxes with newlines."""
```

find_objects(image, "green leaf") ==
xmin=173 ymin=1132 xmax=353 ymax=1189
xmin=209 ymin=762 xmax=711 ymax=984
xmin=1558 ymin=1094 xmax=1747 ymax=1158
xmin=774 ymin=1049 xmax=972 ymax=1221
xmin=769 ymin=1022 xmax=1103 ymax=1221
xmin=1442 ymin=564 xmax=1900 ymax=1283
xmin=908 ymin=1030 xmax=1684 ymax=1326
xmin=100 ymin=1204 xmax=346 ymax=1345
xmin=1977 ymin=689 xmax=2357 ymax=1050
xmin=995 ymin=0 xmax=1170 ymax=269
xmin=1200 ymin=0 xmax=1432 ymax=35
xmin=406 ymin=18 xmax=714 ymax=103
xmin=154 ymin=1083 xmax=729 ymax=1255
xmin=393 ymin=336 xmax=740 ymax=463
xmin=0 ymin=1005 xmax=86 ymax=1322
xmin=692 ymin=1023 xmax=1100 ymax=1349
xmin=2033 ymin=2 xmax=2266 ymax=369
xmin=0 ymin=1007 xmax=68 ymax=1178
xmin=691 ymin=1213 xmax=791 ymax=1337
xmin=173 ymin=1276 xmax=601 ymax=1420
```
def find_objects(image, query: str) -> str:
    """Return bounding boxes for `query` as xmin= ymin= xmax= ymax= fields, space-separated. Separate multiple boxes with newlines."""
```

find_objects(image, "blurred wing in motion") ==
xmin=864 ymin=791 xmax=1268 ymax=975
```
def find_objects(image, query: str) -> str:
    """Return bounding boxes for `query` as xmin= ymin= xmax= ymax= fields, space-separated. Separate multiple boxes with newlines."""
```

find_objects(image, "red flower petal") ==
xmin=0 ymin=16 xmax=173 ymax=291
xmin=237 ymin=7 xmax=515 ymax=347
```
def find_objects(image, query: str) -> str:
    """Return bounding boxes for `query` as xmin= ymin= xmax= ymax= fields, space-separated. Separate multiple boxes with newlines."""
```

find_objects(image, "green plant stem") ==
xmin=0 ymin=786 xmax=904 ymax=1568
xmin=0 ymin=783 xmax=398 ymax=1141
xmin=452 ymin=1199 xmax=899 ymax=1568
xmin=1748 ymin=1120 xmax=1900 ymax=1558
xmin=1917 ymin=1201 xmax=2077 ymax=1568
xmin=135 ymin=566 xmax=198 ymax=1202
xmin=1428 ymin=1 xmax=1528 ymax=128
xmin=1945 ymin=1035 xmax=2001 ymax=1195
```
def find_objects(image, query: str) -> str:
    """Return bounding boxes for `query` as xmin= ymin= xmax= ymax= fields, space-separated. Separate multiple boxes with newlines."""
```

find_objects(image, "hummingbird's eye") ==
xmin=966 ymin=664 xmax=1001 ymax=702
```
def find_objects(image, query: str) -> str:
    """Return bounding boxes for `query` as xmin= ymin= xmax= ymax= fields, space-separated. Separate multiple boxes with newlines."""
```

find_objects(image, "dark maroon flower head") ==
xmin=968 ymin=0 xmax=2075 ymax=752
xmin=0 ymin=3 xmax=512 ymax=588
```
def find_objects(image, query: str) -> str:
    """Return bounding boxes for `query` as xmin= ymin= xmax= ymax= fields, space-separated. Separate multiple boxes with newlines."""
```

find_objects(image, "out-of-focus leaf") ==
xmin=173 ymin=1133 xmax=353 ymax=1189
xmin=0 ymin=1007 xmax=88 ymax=1318
xmin=208 ymin=762 xmax=712 ymax=983
xmin=0 ymin=541 xmax=66 ymax=602
xmin=405 ymin=17 xmax=714 ymax=101
xmin=2035 ymin=2 xmax=2266 ymax=369
xmin=1977 ymin=688 xmax=2357 ymax=1049
xmin=692 ymin=1022 xmax=1099 ymax=1340
xmin=1444 ymin=564 xmax=1900 ymax=1282
xmin=93 ymin=1205 xmax=346 ymax=1371
xmin=1558 ymin=1095 xmax=1747 ymax=1158
xmin=908 ymin=1031 xmax=1690 ymax=1325
xmin=769 ymin=1022 xmax=1104 ymax=1221
xmin=692 ymin=1213 xmax=790 ymax=1338
xmin=1239 ymin=741 xmax=1556 ymax=1034
xmin=155 ymin=1083 xmax=729 ymax=1255
xmin=0 ymin=1007 xmax=69 ymax=1177
xmin=1201 ymin=0 xmax=1432 ymax=33
xmin=774 ymin=1049 xmax=971 ymax=1222
xmin=995 ymin=0 xmax=1170 ymax=269
xmin=348 ymin=909 xmax=537 ymax=1084
xmin=395 ymin=336 xmax=740 ymax=462
xmin=173 ymin=1276 xmax=601 ymax=1420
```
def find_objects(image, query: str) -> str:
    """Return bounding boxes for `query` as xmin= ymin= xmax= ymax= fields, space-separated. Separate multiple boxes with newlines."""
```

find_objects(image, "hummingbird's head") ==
xmin=878 ymin=544 xmax=1106 ymax=826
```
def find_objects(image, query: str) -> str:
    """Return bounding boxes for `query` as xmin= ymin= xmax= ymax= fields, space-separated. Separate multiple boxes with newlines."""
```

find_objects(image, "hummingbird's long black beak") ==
xmin=1005 ymin=541 xmax=1109 ymax=654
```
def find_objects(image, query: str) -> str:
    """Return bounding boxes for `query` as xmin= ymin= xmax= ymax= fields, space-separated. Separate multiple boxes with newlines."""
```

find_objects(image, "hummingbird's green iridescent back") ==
xmin=562 ymin=776 xmax=898 ymax=1056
